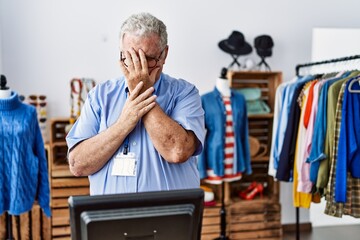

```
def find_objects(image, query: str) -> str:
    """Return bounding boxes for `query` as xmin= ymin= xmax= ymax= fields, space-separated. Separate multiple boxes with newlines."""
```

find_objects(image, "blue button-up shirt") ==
xmin=272 ymin=75 xmax=314 ymax=179
xmin=198 ymin=88 xmax=252 ymax=179
xmin=336 ymin=77 xmax=360 ymax=203
xmin=66 ymin=73 xmax=205 ymax=195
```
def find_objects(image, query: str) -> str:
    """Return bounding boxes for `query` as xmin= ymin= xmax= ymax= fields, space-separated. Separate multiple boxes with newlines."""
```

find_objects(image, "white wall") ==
xmin=312 ymin=28 xmax=360 ymax=62
xmin=1 ymin=0 xmax=360 ymax=225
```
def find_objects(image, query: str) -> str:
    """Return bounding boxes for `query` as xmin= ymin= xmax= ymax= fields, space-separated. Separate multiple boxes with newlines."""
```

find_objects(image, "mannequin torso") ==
xmin=0 ymin=75 xmax=11 ymax=99
xmin=215 ymin=77 xmax=231 ymax=97
xmin=0 ymin=89 xmax=11 ymax=99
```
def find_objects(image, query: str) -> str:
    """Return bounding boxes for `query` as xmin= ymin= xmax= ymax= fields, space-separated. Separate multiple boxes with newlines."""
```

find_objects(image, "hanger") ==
xmin=348 ymin=76 xmax=360 ymax=93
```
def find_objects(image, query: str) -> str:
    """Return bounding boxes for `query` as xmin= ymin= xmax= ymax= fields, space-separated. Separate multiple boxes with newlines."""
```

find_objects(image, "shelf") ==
xmin=50 ymin=118 xmax=70 ymax=144
xmin=47 ymin=118 xmax=90 ymax=239
xmin=51 ymin=164 xmax=73 ymax=177
xmin=51 ymin=177 xmax=89 ymax=188
xmin=251 ymin=156 xmax=270 ymax=163
xmin=228 ymin=70 xmax=282 ymax=114
xmin=248 ymin=113 xmax=274 ymax=119
xmin=51 ymin=141 xmax=68 ymax=147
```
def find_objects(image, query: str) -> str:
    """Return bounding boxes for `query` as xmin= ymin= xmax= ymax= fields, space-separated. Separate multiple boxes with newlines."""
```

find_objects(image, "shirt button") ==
xmin=132 ymin=141 xmax=137 ymax=146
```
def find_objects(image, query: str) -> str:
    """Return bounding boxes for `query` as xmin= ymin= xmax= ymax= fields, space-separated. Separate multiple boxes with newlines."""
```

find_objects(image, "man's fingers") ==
xmin=129 ymin=48 xmax=142 ymax=71
xmin=135 ymin=86 xmax=155 ymax=103
xmin=123 ymin=51 xmax=133 ymax=67
xmin=128 ymin=81 xmax=144 ymax=100
xmin=138 ymin=49 xmax=149 ymax=69
xmin=140 ymin=102 xmax=156 ymax=117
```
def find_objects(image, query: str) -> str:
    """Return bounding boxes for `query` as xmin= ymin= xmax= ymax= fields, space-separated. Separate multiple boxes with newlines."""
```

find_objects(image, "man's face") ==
xmin=121 ymin=33 xmax=167 ymax=80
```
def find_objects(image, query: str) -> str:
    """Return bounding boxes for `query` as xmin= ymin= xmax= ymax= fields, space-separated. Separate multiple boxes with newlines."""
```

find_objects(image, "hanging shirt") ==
xmin=303 ymin=81 xmax=317 ymax=128
xmin=297 ymin=81 xmax=317 ymax=193
xmin=198 ymin=88 xmax=251 ymax=180
xmin=0 ymin=92 xmax=50 ymax=217
xmin=317 ymin=72 xmax=357 ymax=191
xmin=274 ymin=75 xmax=314 ymax=181
xmin=303 ymin=80 xmax=324 ymax=183
xmin=276 ymin=78 xmax=310 ymax=181
xmin=306 ymin=74 xmax=345 ymax=184
xmin=336 ymin=77 xmax=360 ymax=203
xmin=293 ymin=82 xmax=313 ymax=208
xmin=324 ymin=79 xmax=347 ymax=217
xmin=271 ymin=77 xmax=299 ymax=176
xmin=307 ymin=72 xmax=354 ymax=186
xmin=268 ymin=78 xmax=296 ymax=177
xmin=325 ymin=74 xmax=360 ymax=218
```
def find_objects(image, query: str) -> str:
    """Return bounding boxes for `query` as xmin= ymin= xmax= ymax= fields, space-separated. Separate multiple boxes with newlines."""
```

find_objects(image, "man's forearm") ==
xmin=142 ymin=104 xmax=197 ymax=163
xmin=68 ymin=122 xmax=127 ymax=176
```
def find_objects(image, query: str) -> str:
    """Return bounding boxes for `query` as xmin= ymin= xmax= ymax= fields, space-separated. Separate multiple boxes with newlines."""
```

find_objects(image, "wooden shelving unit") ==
xmin=201 ymin=71 xmax=282 ymax=240
xmin=0 ymin=145 xmax=52 ymax=240
xmin=48 ymin=118 xmax=89 ymax=239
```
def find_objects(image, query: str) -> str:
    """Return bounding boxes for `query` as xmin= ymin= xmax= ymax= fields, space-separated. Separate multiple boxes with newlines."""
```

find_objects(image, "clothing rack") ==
xmin=295 ymin=54 xmax=360 ymax=240
xmin=296 ymin=54 xmax=360 ymax=76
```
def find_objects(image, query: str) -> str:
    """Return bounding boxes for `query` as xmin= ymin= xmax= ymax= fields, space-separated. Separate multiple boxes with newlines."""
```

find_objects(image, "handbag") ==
xmin=236 ymin=87 xmax=270 ymax=115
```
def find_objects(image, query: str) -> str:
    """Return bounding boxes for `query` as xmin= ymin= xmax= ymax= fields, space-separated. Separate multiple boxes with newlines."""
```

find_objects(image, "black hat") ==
xmin=254 ymin=35 xmax=274 ymax=57
xmin=218 ymin=31 xmax=252 ymax=55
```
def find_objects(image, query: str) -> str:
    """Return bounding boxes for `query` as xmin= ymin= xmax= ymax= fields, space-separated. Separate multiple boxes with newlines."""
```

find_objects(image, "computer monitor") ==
xmin=68 ymin=188 xmax=204 ymax=240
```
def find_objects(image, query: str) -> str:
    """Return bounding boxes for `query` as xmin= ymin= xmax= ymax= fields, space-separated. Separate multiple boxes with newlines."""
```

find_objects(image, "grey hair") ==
xmin=120 ymin=12 xmax=168 ymax=50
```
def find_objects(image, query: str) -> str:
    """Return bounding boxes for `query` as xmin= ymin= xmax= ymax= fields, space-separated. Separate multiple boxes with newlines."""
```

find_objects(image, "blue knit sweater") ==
xmin=0 ymin=92 xmax=50 ymax=217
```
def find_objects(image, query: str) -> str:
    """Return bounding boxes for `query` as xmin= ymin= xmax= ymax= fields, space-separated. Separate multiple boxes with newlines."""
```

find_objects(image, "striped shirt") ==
xmin=205 ymin=96 xmax=242 ymax=184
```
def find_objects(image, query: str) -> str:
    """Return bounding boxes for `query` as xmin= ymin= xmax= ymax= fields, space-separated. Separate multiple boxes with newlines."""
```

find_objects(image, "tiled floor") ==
xmin=283 ymin=224 xmax=360 ymax=240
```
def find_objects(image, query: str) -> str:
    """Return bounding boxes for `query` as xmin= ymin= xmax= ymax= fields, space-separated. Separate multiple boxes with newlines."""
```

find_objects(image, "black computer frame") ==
xmin=68 ymin=188 xmax=204 ymax=240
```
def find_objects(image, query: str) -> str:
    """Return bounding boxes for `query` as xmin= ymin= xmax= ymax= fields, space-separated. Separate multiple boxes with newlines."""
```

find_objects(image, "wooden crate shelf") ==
xmin=0 ymin=203 xmax=51 ymax=240
xmin=201 ymin=205 xmax=231 ymax=239
xmin=0 ymin=145 xmax=52 ymax=240
xmin=47 ymin=118 xmax=90 ymax=239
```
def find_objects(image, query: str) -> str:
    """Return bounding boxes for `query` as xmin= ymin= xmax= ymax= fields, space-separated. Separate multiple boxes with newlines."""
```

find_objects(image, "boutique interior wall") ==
xmin=1 ymin=0 xmax=360 ymax=226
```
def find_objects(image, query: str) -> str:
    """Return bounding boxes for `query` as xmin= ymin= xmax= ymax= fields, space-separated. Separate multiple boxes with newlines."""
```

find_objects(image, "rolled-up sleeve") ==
xmin=169 ymin=82 xmax=205 ymax=156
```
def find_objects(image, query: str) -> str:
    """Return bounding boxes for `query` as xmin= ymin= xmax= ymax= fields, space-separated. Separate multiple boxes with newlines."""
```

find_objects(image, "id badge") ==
xmin=111 ymin=152 xmax=137 ymax=176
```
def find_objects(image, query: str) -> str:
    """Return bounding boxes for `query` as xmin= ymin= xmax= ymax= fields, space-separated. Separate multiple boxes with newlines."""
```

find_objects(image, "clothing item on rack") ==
xmin=274 ymin=75 xmax=314 ymax=182
xmin=325 ymin=75 xmax=360 ymax=218
xmin=335 ymin=76 xmax=360 ymax=202
xmin=269 ymin=67 xmax=360 ymax=218
xmin=306 ymin=73 xmax=351 ymax=184
xmin=269 ymin=75 xmax=313 ymax=180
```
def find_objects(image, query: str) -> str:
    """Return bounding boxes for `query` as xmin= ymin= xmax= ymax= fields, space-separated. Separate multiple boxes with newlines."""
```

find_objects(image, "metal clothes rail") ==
xmin=294 ymin=54 xmax=360 ymax=240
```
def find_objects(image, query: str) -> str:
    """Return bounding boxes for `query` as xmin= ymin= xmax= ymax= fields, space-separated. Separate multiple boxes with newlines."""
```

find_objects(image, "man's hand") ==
xmin=120 ymin=48 xmax=160 ymax=93
xmin=116 ymin=81 xmax=157 ymax=130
